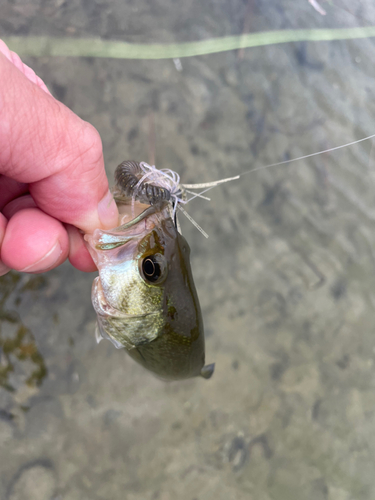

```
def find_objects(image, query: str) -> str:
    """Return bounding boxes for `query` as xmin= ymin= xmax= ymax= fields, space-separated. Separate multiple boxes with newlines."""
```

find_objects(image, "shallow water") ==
xmin=2 ymin=1 xmax=375 ymax=499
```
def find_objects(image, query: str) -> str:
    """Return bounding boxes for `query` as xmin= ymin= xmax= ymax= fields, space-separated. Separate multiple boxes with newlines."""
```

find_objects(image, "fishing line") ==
xmin=182 ymin=133 xmax=375 ymax=202
xmin=238 ymin=133 xmax=375 ymax=177
xmin=180 ymin=132 xmax=375 ymax=238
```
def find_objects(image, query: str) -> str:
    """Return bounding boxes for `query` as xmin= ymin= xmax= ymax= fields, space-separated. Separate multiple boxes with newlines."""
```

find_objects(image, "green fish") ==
xmin=85 ymin=161 xmax=214 ymax=381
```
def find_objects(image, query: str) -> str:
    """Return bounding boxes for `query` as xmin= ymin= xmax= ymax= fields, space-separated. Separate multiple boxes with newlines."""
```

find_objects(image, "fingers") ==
xmin=1 ymin=208 xmax=69 ymax=273
xmin=66 ymin=225 xmax=97 ymax=272
xmin=2 ymin=194 xmax=36 ymax=219
xmin=0 ymin=176 xmax=28 ymax=211
xmin=29 ymin=131 xmax=119 ymax=233
xmin=0 ymin=45 xmax=118 ymax=235
xmin=0 ymin=200 xmax=97 ymax=273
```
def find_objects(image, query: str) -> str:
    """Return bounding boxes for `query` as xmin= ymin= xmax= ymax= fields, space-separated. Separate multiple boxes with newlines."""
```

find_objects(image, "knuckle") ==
xmin=78 ymin=122 xmax=103 ymax=164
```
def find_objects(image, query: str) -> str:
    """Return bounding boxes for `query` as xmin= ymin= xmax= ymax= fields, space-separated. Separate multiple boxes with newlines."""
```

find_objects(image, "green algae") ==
xmin=0 ymin=272 xmax=47 ymax=391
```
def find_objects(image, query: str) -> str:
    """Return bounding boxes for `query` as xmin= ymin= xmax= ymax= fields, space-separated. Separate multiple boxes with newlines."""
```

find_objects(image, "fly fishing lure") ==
xmin=113 ymin=159 xmax=239 ymax=237
xmin=115 ymin=160 xmax=175 ymax=206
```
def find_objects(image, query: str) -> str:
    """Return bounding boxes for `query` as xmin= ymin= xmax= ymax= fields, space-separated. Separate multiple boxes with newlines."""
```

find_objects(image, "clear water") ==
xmin=2 ymin=1 xmax=375 ymax=499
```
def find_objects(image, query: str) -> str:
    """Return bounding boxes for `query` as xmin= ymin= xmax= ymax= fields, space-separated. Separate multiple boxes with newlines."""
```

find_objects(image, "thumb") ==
xmin=0 ymin=46 xmax=118 ymax=233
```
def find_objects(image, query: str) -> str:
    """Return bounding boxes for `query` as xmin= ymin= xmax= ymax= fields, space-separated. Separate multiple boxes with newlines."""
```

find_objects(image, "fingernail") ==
xmin=19 ymin=241 xmax=62 ymax=273
xmin=97 ymin=190 xmax=118 ymax=229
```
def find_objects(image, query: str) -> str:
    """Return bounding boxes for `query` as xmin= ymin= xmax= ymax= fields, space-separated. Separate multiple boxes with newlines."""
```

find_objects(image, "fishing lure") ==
xmin=114 ymin=160 xmax=174 ymax=206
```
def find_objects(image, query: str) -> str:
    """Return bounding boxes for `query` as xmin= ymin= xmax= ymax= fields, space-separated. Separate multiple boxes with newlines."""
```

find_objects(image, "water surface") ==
xmin=1 ymin=1 xmax=375 ymax=499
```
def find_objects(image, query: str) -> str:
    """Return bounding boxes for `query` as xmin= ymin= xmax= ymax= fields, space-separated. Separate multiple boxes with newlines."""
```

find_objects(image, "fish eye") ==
xmin=141 ymin=254 xmax=167 ymax=284
xmin=143 ymin=257 xmax=160 ymax=280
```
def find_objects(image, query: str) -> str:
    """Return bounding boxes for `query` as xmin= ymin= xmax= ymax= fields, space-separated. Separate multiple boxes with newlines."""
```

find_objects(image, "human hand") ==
xmin=0 ymin=40 xmax=119 ymax=275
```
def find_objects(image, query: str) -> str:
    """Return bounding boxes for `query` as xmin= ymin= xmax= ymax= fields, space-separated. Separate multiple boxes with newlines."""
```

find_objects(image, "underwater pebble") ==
xmin=7 ymin=464 xmax=56 ymax=500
